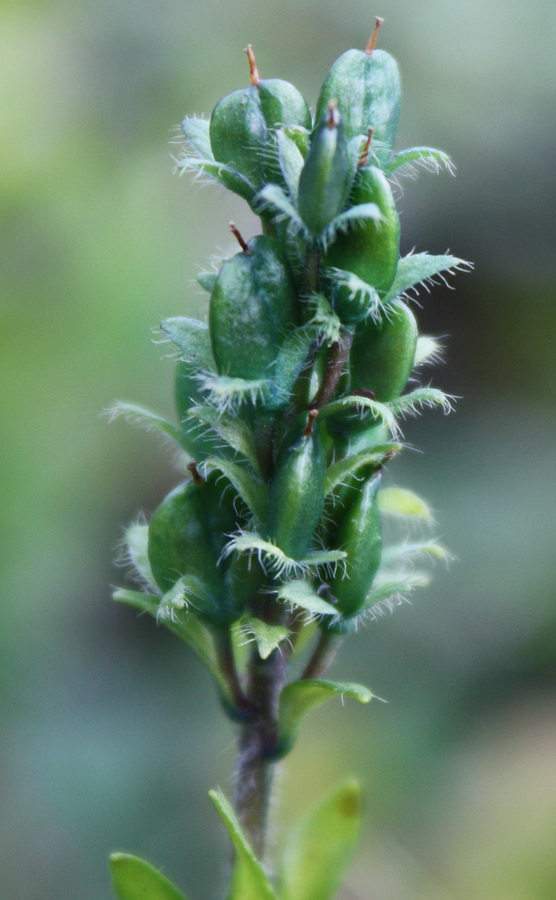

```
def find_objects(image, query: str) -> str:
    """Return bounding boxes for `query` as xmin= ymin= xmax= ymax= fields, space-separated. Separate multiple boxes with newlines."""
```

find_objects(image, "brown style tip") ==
xmin=304 ymin=409 xmax=320 ymax=436
xmin=359 ymin=127 xmax=374 ymax=166
xmin=244 ymin=44 xmax=261 ymax=86
xmin=230 ymin=222 xmax=249 ymax=253
xmin=187 ymin=461 xmax=204 ymax=485
xmin=326 ymin=99 xmax=339 ymax=129
xmin=365 ymin=16 xmax=384 ymax=55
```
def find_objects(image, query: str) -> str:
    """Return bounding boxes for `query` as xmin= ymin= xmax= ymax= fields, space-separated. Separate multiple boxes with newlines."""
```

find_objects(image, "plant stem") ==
xmin=311 ymin=330 xmax=353 ymax=410
xmin=302 ymin=629 xmax=341 ymax=680
xmin=234 ymin=642 xmax=286 ymax=859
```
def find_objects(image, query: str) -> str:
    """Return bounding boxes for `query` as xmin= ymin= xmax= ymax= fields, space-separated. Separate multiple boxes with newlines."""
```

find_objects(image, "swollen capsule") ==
xmin=314 ymin=19 xmax=401 ymax=164
xmin=209 ymin=234 xmax=296 ymax=381
xmin=209 ymin=45 xmax=311 ymax=190
xmin=268 ymin=410 xmax=326 ymax=559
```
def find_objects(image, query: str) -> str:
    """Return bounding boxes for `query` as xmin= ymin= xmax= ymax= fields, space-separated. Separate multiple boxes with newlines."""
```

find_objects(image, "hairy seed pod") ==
xmin=314 ymin=22 xmax=401 ymax=163
xmin=210 ymin=47 xmax=311 ymax=189
xmin=325 ymin=165 xmax=400 ymax=319
xmin=297 ymin=103 xmax=354 ymax=236
xmin=325 ymin=300 xmax=417 ymax=440
xmin=268 ymin=410 xmax=326 ymax=560
xmin=209 ymin=235 xmax=296 ymax=381
xmin=328 ymin=467 xmax=382 ymax=618
xmin=147 ymin=470 xmax=242 ymax=627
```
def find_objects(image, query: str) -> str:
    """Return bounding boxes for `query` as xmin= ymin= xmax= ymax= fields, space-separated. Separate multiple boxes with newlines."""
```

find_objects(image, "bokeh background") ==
xmin=2 ymin=0 xmax=555 ymax=898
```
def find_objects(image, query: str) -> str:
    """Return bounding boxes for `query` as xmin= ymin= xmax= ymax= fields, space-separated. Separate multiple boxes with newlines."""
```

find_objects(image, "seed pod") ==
xmin=328 ymin=467 xmax=382 ymax=617
xmin=325 ymin=300 xmax=417 ymax=440
xmin=325 ymin=164 xmax=400 ymax=319
xmin=209 ymin=235 xmax=296 ymax=381
xmin=147 ymin=469 xmax=243 ymax=627
xmin=209 ymin=46 xmax=311 ymax=189
xmin=297 ymin=103 xmax=354 ymax=236
xmin=268 ymin=410 xmax=326 ymax=560
xmin=314 ymin=19 xmax=401 ymax=163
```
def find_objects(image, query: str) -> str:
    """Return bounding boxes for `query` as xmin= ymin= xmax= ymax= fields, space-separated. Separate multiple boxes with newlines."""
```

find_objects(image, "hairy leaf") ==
xmin=244 ymin=617 xmax=290 ymax=660
xmin=378 ymin=487 xmax=434 ymax=522
xmin=277 ymin=580 xmax=338 ymax=617
xmin=324 ymin=444 xmax=401 ymax=497
xmin=180 ymin=116 xmax=213 ymax=160
xmin=384 ymin=146 xmax=455 ymax=177
xmin=384 ymin=252 xmax=472 ymax=302
xmin=110 ymin=853 xmax=189 ymax=900
xmin=203 ymin=456 xmax=267 ymax=528
xmin=160 ymin=317 xmax=215 ymax=370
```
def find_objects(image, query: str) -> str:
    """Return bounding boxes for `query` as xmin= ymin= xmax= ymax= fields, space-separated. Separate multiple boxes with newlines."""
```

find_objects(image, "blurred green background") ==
xmin=2 ymin=0 xmax=555 ymax=898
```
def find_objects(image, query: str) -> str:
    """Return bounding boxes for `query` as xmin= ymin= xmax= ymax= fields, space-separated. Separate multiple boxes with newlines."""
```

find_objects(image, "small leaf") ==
xmin=159 ymin=317 xmax=215 ymax=370
xmin=196 ymin=271 xmax=218 ymax=294
xmin=188 ymin=407 xmax=261 ymax=474
xmin=305 ymin=294 xmax=342 ymax=346
xmin=361 ymin=573 xmax=430 ymax=620
xmin=384 ymin=252 xmax=472 ymax=302
xmin=277 ymin=579 xmax=338 ymax=617
xmin=269 ymin=326 xmax=319 ymax=406
xmin=384 ymin=146 xmax=455 ymax=177
xmin=180 ymin=116 xmax=213 ymax=160
xmin=276 ymin=129 xmax=305 ymax=201
xmin=279 ymin=781 xmax=362 ymax=900
xmin=320 ymin=394 xmax=399 ymax=436
xmin=414 ymin=335 xmax=443 ymax=368
xmin=109 ymin=852 xmax=189 ymax=900
xmin=113 ymin=589 xmax=232 ymax=705
xmin=203 ymin=456 xmax=268 ymax=528
xmin=378 ymin=487 xmax=434 ymax=522
xmin=123 ymin=522 xmax=157 ymax=590
xmin=387 ymin=387 xmax=454 ymax=419
xmin=382 ymin=540 xmax=450 ymax=566
xmin=256 ymin=183 xmax=307 ymax=235
xmin=108 ymin=402 xmax=185 ymax=449
xmin=224 ymin=533 xmax=346 ymax=580
xmin=322 ymin=201 xmax=383 ymax=249
xmin=194 ymin=371 xmax=274 ymax=412
xmin=245 ymin=617 xmax=290 ymax=660
xmin=324 ymin=444 xmax=401 ymax=497
xmin=176 ymin=156 xmax=257 ymax=204
xmin=275 ymin=679 xmax=373 ymax=758
xmin=208 ymin=790 xmax=277 ymax=900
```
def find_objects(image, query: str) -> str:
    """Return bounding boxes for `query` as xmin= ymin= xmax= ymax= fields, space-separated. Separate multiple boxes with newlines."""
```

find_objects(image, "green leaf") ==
xmin=159 ymin=317 xmax=215 ymax=370
xmin=244 ymin=617 xmax=290 ymax=660
xmin=305 ymin=294 xmax=342 ymax=346
xmin=384 ymin=252 xmax=472 ymax=302
xmin=275 ymin=679 xmax=373 ymax=758
xmin=279 ymin=781 xmax=362 ymax=900
xmin=276 ymin=129 xmax=305 ymax=201
xmin=322 ymin=201 xmax=383 ymax=249
xmin=196 ymin=271 xmax=218 ymax=294
xmin=180 ymin=116 xmax=213 ymax=160
xmin=109 ymin=852 xmax=189 ymax=900
xmin=187 ymin=407 xmax=261 ymax=474
xmin=323 ymin=444 xmax=401 ymax=497
xmin=414 ymin=334 xmax=443 ymax=368
xmin=361 ymin=572 xmax=430 ymax=619
xmin=113 ymin=589 xmax=232 ymax=704
xmin=269 ymin=326 xmax=319 ymax=406
xmin=382 ymin=540 xmax=450 ymax=566
xmin=108 ymin=402 xmax=185 ymax=449
xmin=123 ymin=522 xmax=157 ymax=590
xmin=387 ymin=387 xmax=454 ymax=419
xmin=378 ymin=487 xmax=434 ymax=522
xmin=176 ymin=156 xmax=257 ymax=204
xmin=203 ymin=456 xmax=267 ymax=528
xmin=208 ymin=790 xmax=277 ymax=900
xmin=320 ymin=394 xmax=399 ymax=436
xmin=224 ymin=533 xmax=346 ymax=580
xmin=194 ymin=371 xmax=273 ymax=412
xmin=256 ymin=183 xmax=306 ymax=235
xmin=277 ymin=579 xmax=338 ymax=617
xmin=384 ymin=145 xmax=455 ymax=177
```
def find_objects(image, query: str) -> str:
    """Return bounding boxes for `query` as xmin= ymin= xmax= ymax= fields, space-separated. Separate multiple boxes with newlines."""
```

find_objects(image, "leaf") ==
xmin=223 ymin=533 xmax=346 ymax=580
xmin=381 ymin=540 xmax=450 ymax=566
xmin=123 ymin=522 xmax=157 ymax=591
xmin=203 ymin=456 xmax=268 ymax=527
xmin=323 ymin=444 xmax=401 ymax=497
xmin=414 ymin=335 xmax=443 ymax=368
xmin=320 ymin=394 xmax=399 ymax=436
xmin=187 ymin=407 xmax=261 ymax=474
xmin=180 ymin=116 xmax=213 ymax=160
xmin=387 ymin=387 xmax=454 ymax=419
xmin=256 ymin=183 xmax=306 ymax=235
xmin=384 ymin=145 xmax=455 ymax=177
xmin=208 ymin=790 xmax=277 ymax=900
xmin=245 ymin=617 xmax=290 ymax=660
xmin=305 ymin=294 xmax=342 ymax=346
xmin=176 ymin=156 xmax=257 ymax=204
xmin=384 ymin=252 xmax=472 ymax=302
xmin=378 ymin=487 xmax=434 ymax=522
xmin=113 ymin=589 xmax=232 ymax=704
xmin=269 ymin=326 xmax=319 ymax=406
xmin=276 ymin=129 xmax=305 ymax=201
xmin=361 ymin=573 xmax=430 ymax=620
xmin=108 ymin=402 xmax=185 ymax=449
xmin=275 ymin=679 xmax=373 ymax=758
xmin=196 ymin=271 xmax=218 ymax=294
xmin=322 ymin=202 xmax=383 ymax=249
xmin=194 ymin=371 xmax=274 ymax=412
xmin=279 ymin=781 xmax=362 ymax=900
xmin=109 ymin=852 xmax=189 ymax=900
xmin=159 ymin=317 xmax=215 ymax=370
xmin=277 ymin=579 xmax=338 ymax=617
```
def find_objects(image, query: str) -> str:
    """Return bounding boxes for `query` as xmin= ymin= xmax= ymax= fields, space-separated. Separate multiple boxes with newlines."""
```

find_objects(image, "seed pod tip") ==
xmin=365 ymin=16 xmax=384 ymax=55
xmin=244 ymin=44 xmax=261 ymax=86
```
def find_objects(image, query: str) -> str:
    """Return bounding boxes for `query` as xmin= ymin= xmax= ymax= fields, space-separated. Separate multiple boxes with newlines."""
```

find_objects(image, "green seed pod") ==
xmin=328 ymin=467 xmax=382 ymax=617
xmin=325 ymin=300 xmax=417 ymax=441
xmin=268 ymin=410 xmax=326 ymax=560
xmin=325 ymin=164 xmax=400 ymax=320
xmin=209 ymin=46 xmax=311 ymax=189
xmin=314 ymin=19 xmax=401 ymax=163
xmin=209 ymin=235 xmax=297 ymax=381
xmin=147 ymin=469 xmax=242 ymax=627
xmin=297 ymin=103 xmax=354 ymax=236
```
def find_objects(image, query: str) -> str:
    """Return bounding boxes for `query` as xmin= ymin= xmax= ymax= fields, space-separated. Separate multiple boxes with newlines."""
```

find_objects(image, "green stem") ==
xmin=302 ymin=629 xmax=341 ymax=680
